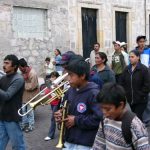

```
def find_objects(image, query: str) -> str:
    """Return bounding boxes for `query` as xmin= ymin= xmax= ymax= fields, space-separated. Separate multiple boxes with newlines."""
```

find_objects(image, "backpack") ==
xmin=102 ymin=111 xmax=136 ymax=150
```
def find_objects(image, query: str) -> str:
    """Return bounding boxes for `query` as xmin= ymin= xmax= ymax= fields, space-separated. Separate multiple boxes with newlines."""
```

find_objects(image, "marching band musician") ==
xmin=44 ymin=71 xmax=60 ymax=141
xmin=54 ymin=57 xmax=103 ymax=150
xmin=0 ymin=55 xmax=26 ymax=150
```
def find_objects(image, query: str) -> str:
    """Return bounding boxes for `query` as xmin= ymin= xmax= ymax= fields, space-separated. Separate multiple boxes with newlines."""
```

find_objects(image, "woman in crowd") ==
xmin=91 ymin=52 xmax=116 ymax=85
xmin=53 ymin=49 xmax=63 ymax=75
xmin=120 ymin=50 xmax=150 ymax=121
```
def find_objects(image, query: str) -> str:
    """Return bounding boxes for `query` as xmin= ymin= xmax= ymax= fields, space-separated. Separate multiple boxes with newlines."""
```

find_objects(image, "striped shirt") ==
xmin=92 ymin=116 xmax=150 ymax=150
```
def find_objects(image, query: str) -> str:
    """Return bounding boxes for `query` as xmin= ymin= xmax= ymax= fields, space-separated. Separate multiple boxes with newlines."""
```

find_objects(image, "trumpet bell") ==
xmin=56 ymin=143 xmax=64 ymax=148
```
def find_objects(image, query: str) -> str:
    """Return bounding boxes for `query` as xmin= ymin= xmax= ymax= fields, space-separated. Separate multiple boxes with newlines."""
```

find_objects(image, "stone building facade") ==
xmin=0 ymin=0 xmax=149 ymax=75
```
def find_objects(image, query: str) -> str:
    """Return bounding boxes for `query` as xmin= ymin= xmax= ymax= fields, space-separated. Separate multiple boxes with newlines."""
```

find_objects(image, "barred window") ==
xmin=13 ymin=7 xmax=47 ymax=38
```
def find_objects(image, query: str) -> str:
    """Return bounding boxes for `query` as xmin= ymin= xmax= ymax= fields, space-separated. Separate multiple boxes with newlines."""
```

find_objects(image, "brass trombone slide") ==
xmin=18 ymin=81 xmax=69 ymax=117
xmin=18 ymin=73 xmax=69 ymax=117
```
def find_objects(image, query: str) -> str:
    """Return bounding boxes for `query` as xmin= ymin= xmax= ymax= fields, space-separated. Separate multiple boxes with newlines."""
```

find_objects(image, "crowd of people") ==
xmin=0 ymin=35 xmax=149 ymax=150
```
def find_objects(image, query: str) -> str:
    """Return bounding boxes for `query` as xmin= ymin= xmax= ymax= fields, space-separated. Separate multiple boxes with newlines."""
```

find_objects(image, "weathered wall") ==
xmin=0 ymin=0 xmax=149 ymax=75
xmin=0 ymin=0 xmax=70 ymax=75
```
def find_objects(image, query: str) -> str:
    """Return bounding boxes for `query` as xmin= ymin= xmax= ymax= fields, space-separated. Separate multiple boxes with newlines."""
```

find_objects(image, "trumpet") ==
xmin=56 ymin=100 xmax=68 ymax=148
xmin=18 ymin=73 xmax=69 ymax=117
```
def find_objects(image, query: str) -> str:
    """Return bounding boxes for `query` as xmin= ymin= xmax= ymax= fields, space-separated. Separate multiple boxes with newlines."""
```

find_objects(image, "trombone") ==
xmin=18 ymin=73 xmax=69 ymax=117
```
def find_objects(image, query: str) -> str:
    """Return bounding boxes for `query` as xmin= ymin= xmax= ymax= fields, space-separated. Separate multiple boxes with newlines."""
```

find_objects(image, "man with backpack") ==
xmin=111 ymin=41 xmax=127 ymax=83
xmin=92 ymin=83 xmax=149 ymax=150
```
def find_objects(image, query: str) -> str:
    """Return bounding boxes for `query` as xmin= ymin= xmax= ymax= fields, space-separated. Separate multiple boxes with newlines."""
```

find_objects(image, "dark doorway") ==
xmin=115 ymin=11 xmax=127 ymax=42
xmin=82 ymin=8 xmax=97 ymax=58
xmin=149 ymin=15 xmax=150 ymax=44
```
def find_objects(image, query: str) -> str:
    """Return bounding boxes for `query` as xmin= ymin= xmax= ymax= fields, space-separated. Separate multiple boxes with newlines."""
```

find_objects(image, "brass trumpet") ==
xmin=18 ymin=73 xmax=69 ymax=117
xmin=56 ymin=100 xmax=68 ymax=148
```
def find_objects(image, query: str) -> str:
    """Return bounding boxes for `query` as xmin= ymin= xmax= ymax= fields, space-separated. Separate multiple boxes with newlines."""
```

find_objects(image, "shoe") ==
xmin=24 ymin=126 xmax=34 ymax=133
xmin=44 ymin=136 xmax=52 ymax=141
xmin=20 ymin=123 xmax=28 ymax=131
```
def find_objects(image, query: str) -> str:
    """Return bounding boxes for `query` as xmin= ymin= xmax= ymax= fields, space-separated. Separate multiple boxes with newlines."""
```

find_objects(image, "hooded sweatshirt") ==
xmin=64 ymin=82 xmax=103 ymax=147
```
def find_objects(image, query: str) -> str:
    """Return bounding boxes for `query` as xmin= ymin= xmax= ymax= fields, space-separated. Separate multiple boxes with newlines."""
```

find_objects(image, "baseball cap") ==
xmin=60 ymin=51 xmax=76 ymax=65
xmin=112 ymin=41 xmax=121 ymax=46
xmin=136 ymin=35 xmax=146 ymax=42
xmin=120 ymin=42 xmax=127 ymax=47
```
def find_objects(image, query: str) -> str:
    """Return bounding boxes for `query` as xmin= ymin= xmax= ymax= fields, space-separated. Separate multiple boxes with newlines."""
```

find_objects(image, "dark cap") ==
xmin=136 ymin=35 xmax=146 ymax=42
xmin=60 ymin=51 xmax=75 ymax=65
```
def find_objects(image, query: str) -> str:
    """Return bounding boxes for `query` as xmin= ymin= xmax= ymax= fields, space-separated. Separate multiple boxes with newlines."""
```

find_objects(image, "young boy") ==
xmin=55 ymin=58 xmax=103 ymax=150
xmin=92 ymin=83 xmax=150 ymax=150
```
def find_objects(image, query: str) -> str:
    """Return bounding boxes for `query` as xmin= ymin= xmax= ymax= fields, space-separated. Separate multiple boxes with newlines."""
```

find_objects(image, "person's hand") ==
xmin=64 ymin=115 xmax=75 ymax=129
xmin=54 ymin=109 xmax=63 ymax=123
xmin=52 ymin=61 xmax=56 ymax=65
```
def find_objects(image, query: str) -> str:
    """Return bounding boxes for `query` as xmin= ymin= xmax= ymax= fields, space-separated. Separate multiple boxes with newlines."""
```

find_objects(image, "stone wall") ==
xmin=0 ymin=0 xmax=70 ymax=75
xmin=0 ymin=0 xmax=149 ymax=75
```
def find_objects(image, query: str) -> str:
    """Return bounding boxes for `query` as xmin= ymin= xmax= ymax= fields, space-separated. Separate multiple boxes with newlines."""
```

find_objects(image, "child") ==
xmin=55 ymin=58 xmax=103 ymax=150
xmin=44 ymin=71 xmax=60 ymax=141
xmin=92 ymin=83 xmax=150 ymax=150
xmin=44 ymin=57 xmax=54 ymax=80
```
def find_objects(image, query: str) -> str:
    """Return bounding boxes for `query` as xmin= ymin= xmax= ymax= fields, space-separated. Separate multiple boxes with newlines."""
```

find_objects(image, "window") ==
xmin=13 ymin=7 xmax=47 ymax=38
xmin=115 ymin=11 xmax=127 ymax=42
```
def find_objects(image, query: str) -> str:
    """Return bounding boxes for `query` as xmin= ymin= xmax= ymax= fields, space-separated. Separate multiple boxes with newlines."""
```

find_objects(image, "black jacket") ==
xmin=0 ymin=73 xmax=24 ymax=122
xmin=64 ymin=82 xmax=103 ymax=147
xmin=120 ymin=63 xmax=150 ymax=105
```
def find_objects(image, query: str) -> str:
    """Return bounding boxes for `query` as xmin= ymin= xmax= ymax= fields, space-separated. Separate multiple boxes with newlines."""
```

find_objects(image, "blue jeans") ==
xmin=0 ymin=121 xmax=26 ymax=150
xmin=63 ymin=142 xmax=91 ymax=150
xmin=48 ymin=105 xmax=58 ymax=138
xmin=21 ymin=104 xmax=34 ymax=127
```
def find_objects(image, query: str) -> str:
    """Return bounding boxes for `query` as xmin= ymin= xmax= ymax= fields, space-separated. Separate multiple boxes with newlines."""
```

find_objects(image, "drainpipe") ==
xmin=144 ymin=0 xmax=146 ymax=36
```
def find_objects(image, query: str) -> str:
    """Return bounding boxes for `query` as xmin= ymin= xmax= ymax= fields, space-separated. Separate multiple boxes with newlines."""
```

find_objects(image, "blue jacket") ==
xmin=64 ymin=82 xmax=103 ymax=147
xmin=135 ymin=46 xmax=150 ymax=68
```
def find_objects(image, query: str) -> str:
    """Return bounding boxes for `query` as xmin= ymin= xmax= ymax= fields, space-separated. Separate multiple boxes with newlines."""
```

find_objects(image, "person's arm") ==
xmin=140 ymin=67 xmax=150 ymax=97
xmin=0 ymin=77 xmax=24 ymax=101
xmin=55 ymin=55 xmax=62 ymax=64
xmin=108 ymin=70 xmax=116 ymax=83
xmin=131 ymin=117 xmax=150 ymax=149
xmin=92 ymin=123 xmax=106 ymax=150
xmin=25 ymin=73 xmax=39 ymax=91
xmin=74 ymin=94 xmax=103 ymax=130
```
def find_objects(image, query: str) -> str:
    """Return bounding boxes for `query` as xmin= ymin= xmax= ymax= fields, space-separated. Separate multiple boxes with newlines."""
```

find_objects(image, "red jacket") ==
xmin=44 ymin=88 xmax=60 ymax=106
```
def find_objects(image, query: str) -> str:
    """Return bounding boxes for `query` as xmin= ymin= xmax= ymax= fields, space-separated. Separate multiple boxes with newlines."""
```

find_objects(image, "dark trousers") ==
xmin=131 ymin=103 xmax=147 ymax=121
xmin=48 ymin=105 xmax=58 ymax=138
xmin=143 ymin=94 xmax=150 ymax=125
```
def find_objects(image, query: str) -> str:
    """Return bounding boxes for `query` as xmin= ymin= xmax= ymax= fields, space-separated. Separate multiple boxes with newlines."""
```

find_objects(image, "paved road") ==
xmin=7 ymin=105 xmax=59 ymax=150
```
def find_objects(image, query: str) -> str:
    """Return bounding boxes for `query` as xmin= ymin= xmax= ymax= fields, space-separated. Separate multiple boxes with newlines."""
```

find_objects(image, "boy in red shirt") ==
xmin=44 ymin=71 xmax=60 ymax=141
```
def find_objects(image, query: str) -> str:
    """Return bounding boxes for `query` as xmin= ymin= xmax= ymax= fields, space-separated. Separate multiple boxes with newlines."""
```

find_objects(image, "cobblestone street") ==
xmin=7 ymin=105 xmax=59 ymax=150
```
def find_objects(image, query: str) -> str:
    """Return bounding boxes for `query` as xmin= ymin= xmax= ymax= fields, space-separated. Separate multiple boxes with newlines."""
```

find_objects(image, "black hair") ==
xmin=19 ymin=58 xmax=28 ymax=67
xmin=94 ymin=42 xmax=100 ymax=47
xmin=45 ymin=57 xmax=50 ymax=61
xmin=96 ymin=83 xmax=126 ymax=107
xmin=65 ymin=58 xmax=90 ymax=80
xmin=129 ymin=50 xmax=140 ymax=57
xmin=55 ymin=49 xmax=61 ymax=55
xmin=136 ymin=35 xmax=146 ymax=42
xmin=96 ymin=52 xmax=108 ymax=65
xmin=49 ymin=71 xmax=60 ymax=78
xmin=4 ymin=54 xmax=19 ymax=72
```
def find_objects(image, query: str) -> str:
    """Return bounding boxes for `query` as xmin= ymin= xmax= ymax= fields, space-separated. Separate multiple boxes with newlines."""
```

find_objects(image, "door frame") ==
xmin=146 ymin=9 xmax=150 ymax=44
xmin=112 ymin=6 xmax=132 ymax=50
xmin=76 ymin=2 xmax=103 ymax=56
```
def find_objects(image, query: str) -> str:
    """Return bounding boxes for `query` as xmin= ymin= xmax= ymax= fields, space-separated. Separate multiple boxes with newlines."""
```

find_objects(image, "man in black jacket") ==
xmin=0 ymin=55 xmax=25 ymax=150
xmin=120 ymin=50 xmax=150 ymax=121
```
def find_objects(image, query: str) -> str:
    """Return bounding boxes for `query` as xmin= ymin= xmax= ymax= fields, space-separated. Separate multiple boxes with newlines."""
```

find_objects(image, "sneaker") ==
xmin=24 ymin=126 xmax=34 ymax=133
xmin=44 ymin=136 xmax=52 ymax=141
